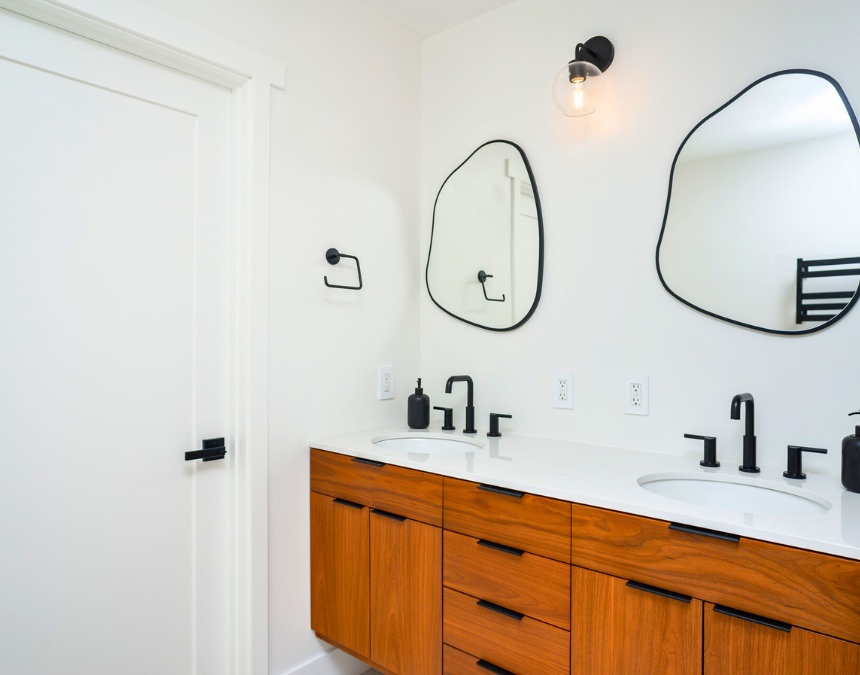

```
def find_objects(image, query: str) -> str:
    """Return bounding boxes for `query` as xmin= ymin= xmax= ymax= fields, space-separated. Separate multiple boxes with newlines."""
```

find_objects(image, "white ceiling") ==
xmin=353 ymin=0 xmax=519 ymax=38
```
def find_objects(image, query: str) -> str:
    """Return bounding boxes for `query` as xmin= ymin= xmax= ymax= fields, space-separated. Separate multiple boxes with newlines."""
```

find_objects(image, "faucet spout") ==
xmin=731 ymin=392 xmax=759 ymax=473
xmin=445 ymin=375 xmax=476 ymax=434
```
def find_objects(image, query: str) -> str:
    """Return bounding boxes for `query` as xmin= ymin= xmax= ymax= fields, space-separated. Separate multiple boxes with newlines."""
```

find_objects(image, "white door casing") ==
xmin=0 ymin=1 xmax=283 ymax=672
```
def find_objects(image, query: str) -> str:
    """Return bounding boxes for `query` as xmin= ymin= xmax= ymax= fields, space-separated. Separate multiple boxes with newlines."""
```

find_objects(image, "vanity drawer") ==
xmin=443 ymin=587 xmax=570 ymax=674
xmin=310 ymin=448 xmax=443 ymax=526
xmin=444 ymin=644 xmax=516 ymax=675
xmin=443 ymin=477 xmax=571 ymax=562
xmin=570 ymin=502 xmax=860 ymax=644
xmin=443 ymin=530 xmax=570 ymax=629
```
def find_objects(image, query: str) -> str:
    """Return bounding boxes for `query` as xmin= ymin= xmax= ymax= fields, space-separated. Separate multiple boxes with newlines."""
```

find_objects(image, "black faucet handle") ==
xmin=783 ymin=445 xmax=827 ymax=480
xmin=488 ymin=413 xmax=512 ymax=438
xmin=685 ymin=433 xmax=719 ymax=468
xmin=433 ymin=406 xmax=455 ymax=431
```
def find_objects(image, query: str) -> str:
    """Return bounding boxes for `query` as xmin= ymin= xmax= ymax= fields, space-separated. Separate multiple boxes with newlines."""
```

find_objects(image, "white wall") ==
xmin=139 ymin=1 xmax=421 ymax=673
xmin=420 ymin=0 xmax=860 ymax=475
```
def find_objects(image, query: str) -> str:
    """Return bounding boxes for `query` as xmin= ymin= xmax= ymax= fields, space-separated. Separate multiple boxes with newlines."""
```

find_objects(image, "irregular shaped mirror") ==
xmin=426 ymin=140 xmax=543 ymax=331
xmin=657 ymin=70 xmax=860 ymax=334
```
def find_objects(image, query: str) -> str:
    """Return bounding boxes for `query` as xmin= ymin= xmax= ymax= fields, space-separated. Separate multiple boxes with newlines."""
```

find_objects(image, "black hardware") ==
xmin=478 ymin=483 xmax=525 ymax=499
xmin=796 ymin=257 xmax=860 ymax=323
xmin=476 ymin=659 xmax=515 ymax=675
xmin=433 ymin=406 xmax=455 ymax=431
xmin=477 ymin=270 xmax=505 ymax=303
xmin=332 ymin=498 xmax=363 ymax=510
xmin=477 ymin=539 xmax=524 ymax=557
xmin=476 ymin=599 xmax=524 ymax=621
xmin=488 ymin=413 xmax=512 ymax=438
xmin=731 ymin=393 xmax=759 ymax=473
xmin=713 ymin=605 xmax=792 ymax=632
xmin=371 ymin=509 xmax=406 ymax=522
xmin=323 ymin=248 xmax=363 ymax=290
xmin=185 ymin=437 xmax=226 ymax=462
xmin=445 ymin=375 xmax=477 ymax=434
xmin=669 ymin=522 xmax=740 ymax=543
xmin=572 ymin=35 xmax=615 ymax=73
xmin=685 ymin=433 xmax=719 ymax=468
xmin=783 ymin=445 xmax=828 ymax=480
xmin=351 ymin=457 xmax=385 ymax=467
xmin=625 ymin=580 xmax=692 ymax=604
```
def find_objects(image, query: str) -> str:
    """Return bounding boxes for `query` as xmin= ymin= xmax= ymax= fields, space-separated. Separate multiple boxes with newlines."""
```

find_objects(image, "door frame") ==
xmin=0 ymin=1 xmax=283 ymax=672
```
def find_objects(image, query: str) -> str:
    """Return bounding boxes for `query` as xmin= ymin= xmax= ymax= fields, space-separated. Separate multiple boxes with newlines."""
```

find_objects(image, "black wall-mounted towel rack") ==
xmin=796 ymin=256 xmax=860 ymax=323
xmin=324 ymin=248 xmax=363 ymax=290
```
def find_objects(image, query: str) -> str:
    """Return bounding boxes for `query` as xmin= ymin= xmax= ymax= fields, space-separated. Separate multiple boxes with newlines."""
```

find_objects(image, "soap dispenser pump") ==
xmin=843 ymin=412 xmax=860 ymax=493
xmin=408 ymin=378 xmax=430 ymax=429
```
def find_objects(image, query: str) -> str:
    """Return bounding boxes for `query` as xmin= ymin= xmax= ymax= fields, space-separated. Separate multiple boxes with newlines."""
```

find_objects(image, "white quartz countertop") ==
xmin=310 ymin=427 xmax=860 ymax=560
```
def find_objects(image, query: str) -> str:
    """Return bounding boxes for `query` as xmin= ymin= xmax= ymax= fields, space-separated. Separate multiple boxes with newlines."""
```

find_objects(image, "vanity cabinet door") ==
xmin=571 ymin=566 xmax=703 ymax=675
xmin=309 ymin=491 xmax=370 ymax=656
xmin=704 ymin=602 xmax=860 ymax=675
xmin=370 ymin=511 xmax=442 ymax=675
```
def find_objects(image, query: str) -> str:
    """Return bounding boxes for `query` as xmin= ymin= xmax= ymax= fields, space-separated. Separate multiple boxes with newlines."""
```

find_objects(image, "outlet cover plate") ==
xmin=552 ymin=370 xmax=574 ymax=409
xmin=378 ymin=365 xmax=394 ymax=400
xmin=624 ymin=374 xmax=649 ymax=415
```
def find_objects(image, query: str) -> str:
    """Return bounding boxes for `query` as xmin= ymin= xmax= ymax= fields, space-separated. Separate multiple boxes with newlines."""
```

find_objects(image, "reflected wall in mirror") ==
xmin=426 ymin=140 xmax=543 ymax=331
xmin=657 ymin=70 xmax=860 ymax=334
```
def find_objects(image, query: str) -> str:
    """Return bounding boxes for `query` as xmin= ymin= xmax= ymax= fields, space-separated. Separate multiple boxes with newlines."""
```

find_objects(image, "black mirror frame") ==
xmin=655 ymin=69 xmax=860 ymax=336
xmin=425 ymin=139 xmax=544 ymax=332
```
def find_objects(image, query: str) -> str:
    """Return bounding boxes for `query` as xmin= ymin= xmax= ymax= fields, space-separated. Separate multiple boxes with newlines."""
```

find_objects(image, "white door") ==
xmin=0 ymin=9 xmax=234 ymax=674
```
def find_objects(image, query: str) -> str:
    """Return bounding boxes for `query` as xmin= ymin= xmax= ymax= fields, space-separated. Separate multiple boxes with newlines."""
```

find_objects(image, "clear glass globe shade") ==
xmin=552 ymin=61 xmax=603 ymax=117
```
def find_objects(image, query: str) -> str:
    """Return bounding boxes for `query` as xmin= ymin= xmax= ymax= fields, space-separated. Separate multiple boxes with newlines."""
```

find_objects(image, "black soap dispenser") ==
xmin=408 ymin=378 xmax=430 ymax=429
xmin=843 ymin=412 xmax=860 ymax=493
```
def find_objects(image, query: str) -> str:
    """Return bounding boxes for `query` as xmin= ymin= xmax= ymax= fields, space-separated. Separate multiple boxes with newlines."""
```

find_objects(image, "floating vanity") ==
xmin=309 ymin=430 xmax=860 ymax=674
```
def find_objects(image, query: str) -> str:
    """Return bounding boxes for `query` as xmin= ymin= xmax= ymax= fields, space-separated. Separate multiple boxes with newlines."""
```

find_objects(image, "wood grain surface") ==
xmin=443 ymin=477 xmax=571 ymax=562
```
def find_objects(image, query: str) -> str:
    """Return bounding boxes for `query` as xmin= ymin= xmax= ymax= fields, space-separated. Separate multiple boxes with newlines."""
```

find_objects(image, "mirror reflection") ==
xmin=657 ymin=70 xmax=860 ymax=334
xmin=426 ymin=140 xmax=543 ymax=331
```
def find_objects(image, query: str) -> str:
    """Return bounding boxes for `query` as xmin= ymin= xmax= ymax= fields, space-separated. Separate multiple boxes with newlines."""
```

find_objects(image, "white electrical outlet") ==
xmin=552 ymin=371 xmax=574 ymax=409
xmin=378 ymin=365 xmax=394 ymax=400
xmin=624 ymin=374 xmax=649 ymax=415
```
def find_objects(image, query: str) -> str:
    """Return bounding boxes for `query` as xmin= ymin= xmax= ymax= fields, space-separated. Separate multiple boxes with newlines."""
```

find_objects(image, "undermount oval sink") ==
xmin=371 ymin=433 xmax=483 ymax=455
xmin=638 ymin=472 xmax=832 ymax=516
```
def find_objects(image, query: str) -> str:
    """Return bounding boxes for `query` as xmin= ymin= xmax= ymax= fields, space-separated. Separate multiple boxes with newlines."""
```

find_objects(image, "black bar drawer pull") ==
xmin=669 ymin=522 xmax=740 ymax=543
xmin=371 ymin=509 xmax=406 ymax=522
xmin=478 ymin=483 xmax=525 ymax=499
xmin=476 ymin=659 xmax=515 ymax=675
xmin=477 ymin=539 xmax=524 ymax=557
xmin=332 ymin=498 xmax=363 ymax=510
xmin=351 ymin=456 xmax=385 ymax=467
xmin=476 ymin=599 xmax=524 ymax=621
xmin=626 ymin=580 xmax=692 ymax=604
xmin=185 ymin=437 xmax=227 ymax=462
xmin=713 ymin=605 xmax=792 ymax=632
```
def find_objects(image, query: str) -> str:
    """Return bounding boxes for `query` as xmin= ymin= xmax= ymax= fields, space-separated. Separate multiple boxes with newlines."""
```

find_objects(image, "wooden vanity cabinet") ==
xmin=571 ymin=566 xmax=703 ymax=675
xmin=310 ymin=449 xmax=443 ymax=675
xmin=310 ymin=448 xmax=860 ymax=674
xmin=442 ymin=477 xmax=572 ymax=675
xmin=570 ymin=501 xmax=860 ymax=674
xmin=703 ymin=602 xmax=860 ymax=674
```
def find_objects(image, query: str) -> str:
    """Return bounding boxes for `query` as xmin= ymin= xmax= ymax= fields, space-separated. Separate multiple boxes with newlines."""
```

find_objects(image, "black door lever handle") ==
xmin=185 ymin=437 xmax=226 ymax=462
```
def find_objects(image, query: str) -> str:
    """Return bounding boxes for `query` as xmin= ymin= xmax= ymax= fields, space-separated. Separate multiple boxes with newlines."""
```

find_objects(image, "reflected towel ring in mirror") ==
xmin=477 ymin=270 xmax=505 ymax=302
xmin=656 ymin=69 xmax=860 ymax=335
xmin=426 ymin=140 xmax=544 ymax=331
xmin=324 ymin=247 xmax=363 ymax=290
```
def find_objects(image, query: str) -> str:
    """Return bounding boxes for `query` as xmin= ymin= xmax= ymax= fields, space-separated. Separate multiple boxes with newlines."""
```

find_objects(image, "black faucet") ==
xmin=445 ymin=375 xmax=476 ymax=434
xmin=731 ymin=392 xmax=759 ymax=473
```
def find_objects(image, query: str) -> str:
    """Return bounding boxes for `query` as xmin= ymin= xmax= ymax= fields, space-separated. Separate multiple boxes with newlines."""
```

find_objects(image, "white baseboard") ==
xmin=284 ymin=646 xmax=369 ymax=675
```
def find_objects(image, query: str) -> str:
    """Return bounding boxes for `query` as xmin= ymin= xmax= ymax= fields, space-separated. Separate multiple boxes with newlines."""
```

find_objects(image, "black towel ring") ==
xmin=324 ymin=248 xmax=363 ymax=290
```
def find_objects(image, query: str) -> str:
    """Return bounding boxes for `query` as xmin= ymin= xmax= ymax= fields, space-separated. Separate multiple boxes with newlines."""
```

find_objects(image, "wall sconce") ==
xmin=552 ymin=36 xmax=615 ymax=117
